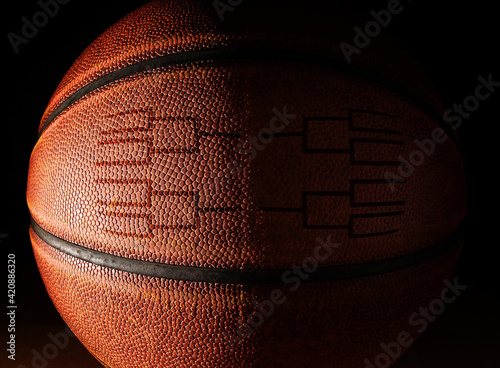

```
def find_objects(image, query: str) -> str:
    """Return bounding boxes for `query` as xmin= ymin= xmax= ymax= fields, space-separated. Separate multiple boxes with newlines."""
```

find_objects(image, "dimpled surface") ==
xmin=27 ymin=0 xmax=467 ymax=367
xmin=29 ymin=60 xmax=466 ymax=268
xmin=31 ymin=227 xmax=462 ymax=368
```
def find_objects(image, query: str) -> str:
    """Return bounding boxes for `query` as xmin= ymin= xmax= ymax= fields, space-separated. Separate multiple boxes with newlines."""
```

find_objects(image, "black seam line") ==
xmin=38 ymin=47 xmax=459 ymax=150
xmin=31 ymin=218 xmax=462 ymax=285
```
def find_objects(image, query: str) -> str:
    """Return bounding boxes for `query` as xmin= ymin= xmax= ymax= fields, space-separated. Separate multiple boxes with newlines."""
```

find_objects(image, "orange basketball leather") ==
xmin=30 ymin=227 xmax=461 ymax=367
xmin=27 ymin=1 xmax=467 ymax=367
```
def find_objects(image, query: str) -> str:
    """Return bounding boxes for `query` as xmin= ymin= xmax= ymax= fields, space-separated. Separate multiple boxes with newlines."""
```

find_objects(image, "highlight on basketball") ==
xmin=25 ymin=1 xmax=471 ymax=367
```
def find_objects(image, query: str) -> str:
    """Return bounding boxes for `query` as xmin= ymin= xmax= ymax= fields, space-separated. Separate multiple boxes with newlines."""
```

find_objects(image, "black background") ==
xmin=1 ymin=0 xmax=499 ymax=367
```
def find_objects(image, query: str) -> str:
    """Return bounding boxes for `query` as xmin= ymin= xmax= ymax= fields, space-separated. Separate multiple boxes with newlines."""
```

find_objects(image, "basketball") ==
xmin=26 ymin=1 xmax=466 ymax=367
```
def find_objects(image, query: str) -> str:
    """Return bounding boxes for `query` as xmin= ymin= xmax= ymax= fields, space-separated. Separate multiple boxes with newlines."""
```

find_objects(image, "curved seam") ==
xmin=31 ymin=218 xmax=462 ymax=284
xmin=37 ymin=47 xmax=460 ymax=151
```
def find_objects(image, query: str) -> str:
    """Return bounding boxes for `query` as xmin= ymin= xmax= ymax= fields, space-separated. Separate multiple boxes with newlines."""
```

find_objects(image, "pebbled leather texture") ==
xmin=28 ymin=60 xmax=466 ymax=268
xmin=27 ymin=1 xmax=467 ymax=367
xmin=31 ymin=227 xmax=462 ymax=368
